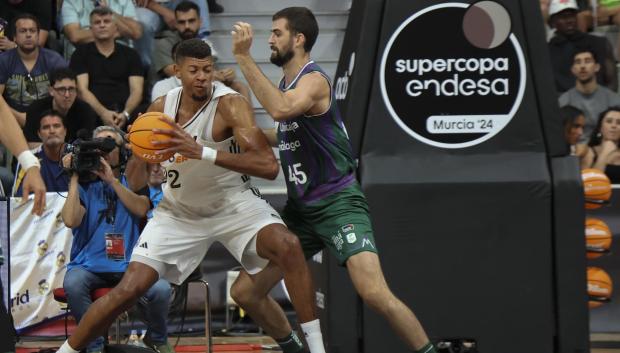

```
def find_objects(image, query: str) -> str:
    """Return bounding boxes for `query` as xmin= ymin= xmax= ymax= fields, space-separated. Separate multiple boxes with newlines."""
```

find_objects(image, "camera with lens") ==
xmin=64 ymin=136 xmax=118 ymax=176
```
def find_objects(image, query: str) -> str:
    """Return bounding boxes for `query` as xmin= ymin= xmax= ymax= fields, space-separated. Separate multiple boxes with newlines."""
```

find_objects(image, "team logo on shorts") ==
xmin=341 ymin=224 xmax=354 ymax=233
xmin=346 ymin=233 xmax=357 ymax=244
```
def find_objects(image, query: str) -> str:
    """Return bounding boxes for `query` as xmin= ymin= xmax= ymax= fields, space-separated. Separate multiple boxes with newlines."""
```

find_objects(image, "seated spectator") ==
xmin=153 ymin=2 xmax=249 ymax=99
xmin=61 ymin=0 xmax=142 ymax=60
xmin=24 ymin=68 xmax=98 ymax=145
xmin=548 ymin=0 xmax=617 ymax=93
xmin=13 ymin=110 xmax=69 ymax=196
xmin=146 ymin=162 xmax=164 ymax=219
xmin=581 ymin=107 xmax=620 ymax=182
xmin=560 ymin=105 xmax=587 ymax=158
xmin=0 ymin=13 xmax=67 ymax=126
xmin=0 ymin=0 xmax=52 ymax=51
xmin=559 ymin=48 xmax=620 ymax=141
xmin=133 ymin=0 xmax=211 ymax=69
xmin=151 ymin=75 xmax=180 ymax=102
xmin=70 ymin=7 xmax=144 ymax=130
xmin=541 ymin=0 xmax=591 ymax=32
xmin=61 ymin=125 xmax=173 ymax=353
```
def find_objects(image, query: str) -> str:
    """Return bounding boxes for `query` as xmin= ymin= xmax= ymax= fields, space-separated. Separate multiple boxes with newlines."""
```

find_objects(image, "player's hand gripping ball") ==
xmin=128 ymin=112 xmax=176 ymax=163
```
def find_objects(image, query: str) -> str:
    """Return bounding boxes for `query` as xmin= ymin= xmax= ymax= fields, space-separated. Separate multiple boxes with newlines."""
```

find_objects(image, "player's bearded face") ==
xmin=270 ymin=37 xmax=295 ymax=67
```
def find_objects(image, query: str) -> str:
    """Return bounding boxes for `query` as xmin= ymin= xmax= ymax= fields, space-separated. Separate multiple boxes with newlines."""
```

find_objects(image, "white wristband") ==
xmin=17 ymin=150 xmax=40 ymax=171
xmin=201 ymin=146 xmax=217 ymax=164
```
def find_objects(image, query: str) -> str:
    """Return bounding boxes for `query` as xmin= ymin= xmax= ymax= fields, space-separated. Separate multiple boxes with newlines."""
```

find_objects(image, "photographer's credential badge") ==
xmin=105 ymin=233 xmax=125 ymax=261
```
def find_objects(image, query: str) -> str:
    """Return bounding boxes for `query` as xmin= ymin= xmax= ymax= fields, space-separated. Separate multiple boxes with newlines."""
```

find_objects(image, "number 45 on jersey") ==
xmin=288 ymin=163 xmax=307 ymax=185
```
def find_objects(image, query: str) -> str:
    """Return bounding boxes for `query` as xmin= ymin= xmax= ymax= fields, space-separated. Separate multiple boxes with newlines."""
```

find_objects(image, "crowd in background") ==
xmin=545 ymin=0 xmax=620 ymax=182
xmin=0 ymin=0 xmax=230 ymax=196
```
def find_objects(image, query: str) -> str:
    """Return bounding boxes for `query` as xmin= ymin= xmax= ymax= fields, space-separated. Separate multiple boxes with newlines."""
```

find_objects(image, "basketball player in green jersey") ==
xmin=231 ymin=7 xmax=437 ymax=353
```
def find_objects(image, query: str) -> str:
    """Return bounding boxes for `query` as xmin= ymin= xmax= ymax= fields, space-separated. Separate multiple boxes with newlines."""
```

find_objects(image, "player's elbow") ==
xmin=269 ymin=106 xmax=294 ymax=122
xmin=263 ymin=158 xmax=280 ymax=180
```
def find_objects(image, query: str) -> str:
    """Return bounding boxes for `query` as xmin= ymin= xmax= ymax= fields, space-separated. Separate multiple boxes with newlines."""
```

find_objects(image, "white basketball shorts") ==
xmin=131 ymin=187 xmax=285 ymax=284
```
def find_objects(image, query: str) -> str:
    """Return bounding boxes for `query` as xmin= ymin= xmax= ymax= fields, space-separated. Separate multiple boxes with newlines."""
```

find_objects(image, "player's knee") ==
xmin=274 ymin=233 xmax=302 ymax=265
xmin=230 ymin=280 xmax=255 ymax=307
xmin=358 ymin=285 xmax=390 ymax=313
xmin=111 ymin=282 xmax=148 ymax=308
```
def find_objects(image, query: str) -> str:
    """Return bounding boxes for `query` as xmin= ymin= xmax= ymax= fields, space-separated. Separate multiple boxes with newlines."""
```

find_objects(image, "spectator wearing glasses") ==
xmin=13 ymin=110 xmax=69 ymax=196
xmin=24 ymin=68 xmax=98 ymax=146
xmin=0 ymin=13 xmax=67 ymax=127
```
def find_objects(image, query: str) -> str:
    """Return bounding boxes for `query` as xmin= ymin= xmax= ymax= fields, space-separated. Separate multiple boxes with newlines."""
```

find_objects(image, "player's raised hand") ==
xmin=22 ymin=167 xmax=46 ymax=216
xmin=151 ymin=116 xmax=202 ymax=160
xmin=231 ymin=22 xmax=253 ymax=56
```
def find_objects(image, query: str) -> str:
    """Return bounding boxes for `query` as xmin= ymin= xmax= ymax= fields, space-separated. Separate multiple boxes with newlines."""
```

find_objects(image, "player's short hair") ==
xmin=49 ymin=68 xmax=77 ymax=86
xmin=273 ymin=7 xmax=318 ymax=52
xmin=175 ymin=38 xmax=212 ymax=63
xmin=90 ymin=6 xmax=114 ymax=20
xmin=175 ymin=0 xmax=200 ymax=15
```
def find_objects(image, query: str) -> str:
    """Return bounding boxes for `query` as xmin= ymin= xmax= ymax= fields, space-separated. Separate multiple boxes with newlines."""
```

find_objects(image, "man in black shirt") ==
xmin=548 ymin=0 xmax=618 ymax=93
xmin=24 ymin=68 xmax=97 ymax=145
xmin=69 ymin=7 xmax=143 ymax=130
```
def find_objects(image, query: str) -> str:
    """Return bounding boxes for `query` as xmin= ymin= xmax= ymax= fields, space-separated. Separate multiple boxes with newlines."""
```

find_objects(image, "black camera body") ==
xmin=64 ymin=137 xmax=117 ymax=175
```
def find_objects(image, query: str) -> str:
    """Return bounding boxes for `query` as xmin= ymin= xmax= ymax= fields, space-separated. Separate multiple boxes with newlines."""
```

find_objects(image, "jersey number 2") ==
xmin=288 ymin=163 xmax=307 ymax=185
xmin=167 ymin=170 xmax=181 ymax=188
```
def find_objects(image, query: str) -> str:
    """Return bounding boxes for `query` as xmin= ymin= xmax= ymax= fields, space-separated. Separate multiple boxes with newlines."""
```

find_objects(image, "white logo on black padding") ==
xmin=380 ymin=1 xmax=526 ymax=149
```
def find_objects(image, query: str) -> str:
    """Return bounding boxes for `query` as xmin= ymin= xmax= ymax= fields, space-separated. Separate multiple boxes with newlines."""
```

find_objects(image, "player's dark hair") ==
xmin=175 ymin=38 xmax=212 ymax=63
xmin=273 ymin=7 xmax=318 ymax=52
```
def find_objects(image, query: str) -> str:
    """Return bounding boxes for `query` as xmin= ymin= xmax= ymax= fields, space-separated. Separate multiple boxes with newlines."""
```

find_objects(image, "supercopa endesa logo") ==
xmin=380 ymin=1 xmax=526 ymax=148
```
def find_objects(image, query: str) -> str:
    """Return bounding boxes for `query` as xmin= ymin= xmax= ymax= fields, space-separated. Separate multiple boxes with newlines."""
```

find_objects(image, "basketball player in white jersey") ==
xmin=56 ymin=38 xmax=327 ymax=353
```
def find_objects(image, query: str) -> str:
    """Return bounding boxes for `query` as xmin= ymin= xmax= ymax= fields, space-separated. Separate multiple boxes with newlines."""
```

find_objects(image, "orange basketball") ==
xmin=128 ymin=112 xmax=176 ymax=163
xmin=581 ymin=168 xmax=612 ymax=209
xmin=587 ymin=266 xmax=613 ymax=309
xmin=585 ymin=218 xmax=613 ymax=259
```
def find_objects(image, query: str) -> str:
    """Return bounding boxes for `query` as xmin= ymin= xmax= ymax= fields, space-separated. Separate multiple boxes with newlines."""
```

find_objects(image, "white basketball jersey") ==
xmin=156 ymin=82 xmax=251 ymax=219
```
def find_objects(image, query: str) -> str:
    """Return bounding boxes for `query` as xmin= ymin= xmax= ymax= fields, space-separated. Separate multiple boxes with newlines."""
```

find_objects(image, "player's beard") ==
xmin=191 ymin=92 xmax=210 ymax=101
xmin=270 ymin=45 xmax=294 ymax=67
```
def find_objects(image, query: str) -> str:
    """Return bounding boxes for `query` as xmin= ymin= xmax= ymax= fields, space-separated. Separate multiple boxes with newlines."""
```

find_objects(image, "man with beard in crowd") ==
xmin=152 ymin=1 xmax=249 ymax=99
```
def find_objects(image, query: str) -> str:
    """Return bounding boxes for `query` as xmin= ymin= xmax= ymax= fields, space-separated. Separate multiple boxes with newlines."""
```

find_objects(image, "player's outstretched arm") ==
xmin=232 ymin=22 xmax=329 ymax=121
xmin=0 ymin=96 xmax=46 ymax=215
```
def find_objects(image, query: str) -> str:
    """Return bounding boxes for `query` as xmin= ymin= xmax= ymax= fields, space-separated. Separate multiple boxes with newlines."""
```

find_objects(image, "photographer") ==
xmin=61 ymin=126 xmax=173 ymax=353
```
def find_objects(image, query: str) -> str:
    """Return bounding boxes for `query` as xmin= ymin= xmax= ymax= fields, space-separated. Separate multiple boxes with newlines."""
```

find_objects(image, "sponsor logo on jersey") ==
xmin=332 ymin=233 xmax=344 ymax=251
xmin=341 ymin=224 xmax=354 ymax=233
xmin=279 ymin=121 xmax=299 ymax=132
xmin=279 ymin=140 xmax=301 ymax=152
